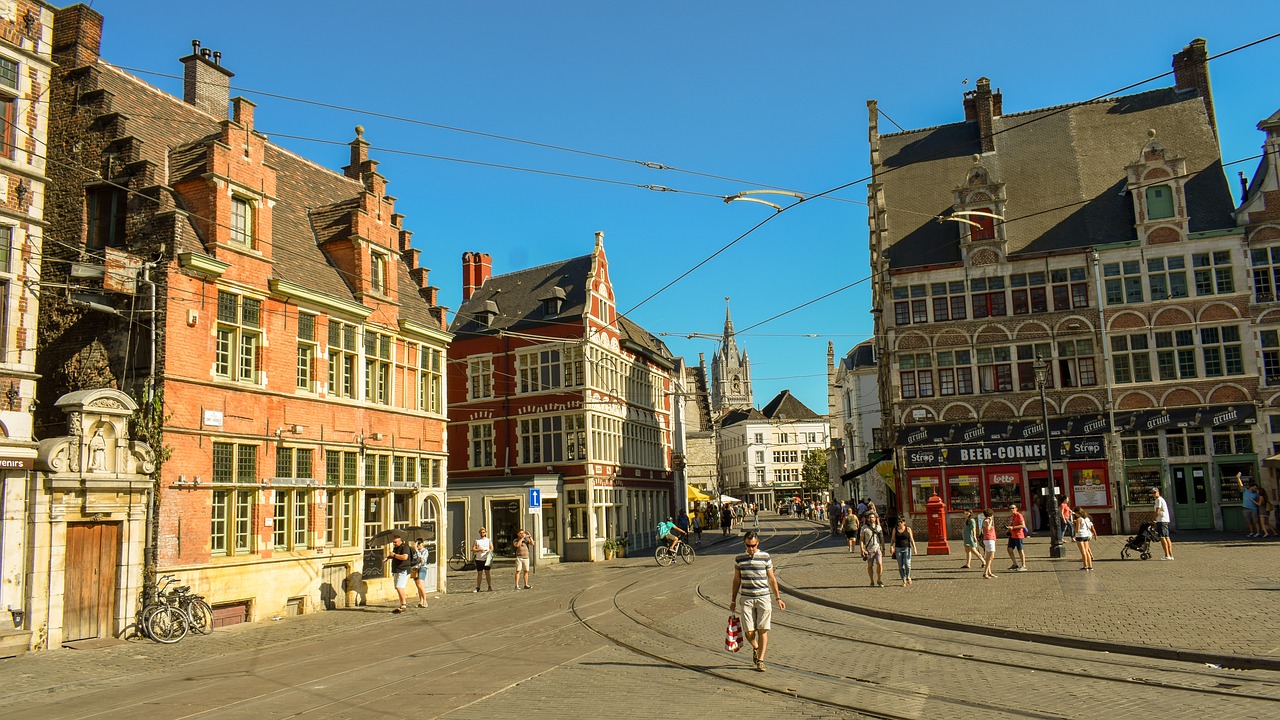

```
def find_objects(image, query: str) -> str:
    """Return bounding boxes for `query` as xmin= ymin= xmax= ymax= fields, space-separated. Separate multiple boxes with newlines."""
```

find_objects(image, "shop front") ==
xmin=899 ymin=415 xmax=1112 ymax=540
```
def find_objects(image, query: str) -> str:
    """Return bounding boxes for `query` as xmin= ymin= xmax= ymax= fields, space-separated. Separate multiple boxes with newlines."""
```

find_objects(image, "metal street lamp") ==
xmin=1033 ymin=354 xmax=1066 ymax=559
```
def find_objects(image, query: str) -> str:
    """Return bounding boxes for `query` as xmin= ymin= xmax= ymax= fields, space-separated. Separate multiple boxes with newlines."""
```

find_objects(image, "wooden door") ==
xmin=63 ymin=522 xmax=120 ymax=642
xmin=1171 ymin=465 xmax=1213 ymax=529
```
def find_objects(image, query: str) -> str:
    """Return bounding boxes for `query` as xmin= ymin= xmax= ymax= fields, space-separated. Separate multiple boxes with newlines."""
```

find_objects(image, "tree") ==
xmin=801 ymin=448 xmax=830 ymax=499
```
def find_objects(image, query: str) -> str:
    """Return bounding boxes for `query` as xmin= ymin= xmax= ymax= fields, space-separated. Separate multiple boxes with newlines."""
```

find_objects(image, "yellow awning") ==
xmin=687 ymin=485 xmax=712 ymax=501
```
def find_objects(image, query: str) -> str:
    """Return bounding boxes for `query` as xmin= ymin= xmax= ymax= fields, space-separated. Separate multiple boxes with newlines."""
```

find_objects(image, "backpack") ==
xmin=407 ymin=546 xmax=422 ymax=569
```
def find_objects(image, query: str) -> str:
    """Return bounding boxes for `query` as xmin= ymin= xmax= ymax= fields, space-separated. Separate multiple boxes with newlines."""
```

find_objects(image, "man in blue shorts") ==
xmin=386 ymin=535 xmax=412 ymax=613
xmin=1006 ymin=504 xmax=1027 ymax=571
xmin=1152 ymin=488 xmax=1173 ymax=560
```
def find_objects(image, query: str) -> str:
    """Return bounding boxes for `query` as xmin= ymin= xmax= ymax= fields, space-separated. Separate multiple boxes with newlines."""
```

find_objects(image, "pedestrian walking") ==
xmin=386 ymin=535 xmax=411 ymax=613
xmin=512 ymin=528 xmax=533 ymax=589
xmin=729 ymin=531 xmax=785 ymax=672
xmin=472 ymin=527 xmax=494 ymax=592
xmin=411 ymin=538 xmax=430 ymax=608
xmin=890 ymin=517 xmax=918 ymax=586
xmin=980 ymin=509 xmax=998 ymax=579
xmin=1073 ymin=508 xmax=1096 ymax=570
xmin=1152 ymin=488 xmax=1174 ymax=560
xmin=1006 ymin=503 xmax=1028 ymax=571
xmin=960 ymin=508 xmax=983 ymax=568
xmin=841 ymin=507 xmax=861 ymax=553
xmin=1058 ymin=496 xmax=1073 ymax=541
xmin=692 ymin=512 xmax=704 ymax=545
xmin=721 ymin=504 xmax=733 ymax=536
xmin=859 ymin=512 xmax=884 ymax=587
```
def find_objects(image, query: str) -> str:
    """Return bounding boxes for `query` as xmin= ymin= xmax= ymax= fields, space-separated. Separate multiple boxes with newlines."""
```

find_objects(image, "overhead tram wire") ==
xmin=110 ymin=64 xmax=864 ymax=206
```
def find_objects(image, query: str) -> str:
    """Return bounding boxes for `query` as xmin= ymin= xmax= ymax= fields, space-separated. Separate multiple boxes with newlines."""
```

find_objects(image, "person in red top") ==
xmin=1006 ymin=504 xmax=1028 ymax=571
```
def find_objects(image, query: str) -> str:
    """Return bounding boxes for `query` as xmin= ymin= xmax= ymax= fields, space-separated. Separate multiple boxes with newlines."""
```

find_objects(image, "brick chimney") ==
xmin=52 ymin=4 xmax=103 ymax=68
xmin=462 ymin=252 xmax=493 ymax=301
xmin=962 ymin=77 xmax=1002 ymax=153
xmin=181 ymin=40 xmax=234 ymax=119
xmin=1173 ymin=38 xmax=1216 ymax=137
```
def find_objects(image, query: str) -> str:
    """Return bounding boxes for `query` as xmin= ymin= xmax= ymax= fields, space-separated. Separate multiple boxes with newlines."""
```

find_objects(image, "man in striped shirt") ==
xmin=730 ymin=531 xmax=785 ymax=672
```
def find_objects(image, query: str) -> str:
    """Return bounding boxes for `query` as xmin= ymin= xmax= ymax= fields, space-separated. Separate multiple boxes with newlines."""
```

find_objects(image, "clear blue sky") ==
xmin=88 ymin=0 xmax=1279 ymax=413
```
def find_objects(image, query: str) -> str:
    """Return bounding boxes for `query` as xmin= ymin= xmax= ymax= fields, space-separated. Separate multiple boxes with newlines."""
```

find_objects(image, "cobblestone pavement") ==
xmin=1 ymin=516 xmax=1277 ymax=719
xmin=776 ymin=519 xmax=1280 ymax=664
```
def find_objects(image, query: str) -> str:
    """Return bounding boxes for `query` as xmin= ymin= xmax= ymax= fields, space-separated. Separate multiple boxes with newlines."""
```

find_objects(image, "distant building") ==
xmin=828 ymin=340 xmax=887 ymax=505
xmin=31 ymin=5 xmax=451 ymax=647
xmin=868 ymin=39 xmax=1280 ymax=537
xmin=446 ymin=233 xmax=678 ymax=561
xmin=679 ymin=358 xmax=716 ymax=499
xmin=719 ymin=389 xmax=829 ymax=507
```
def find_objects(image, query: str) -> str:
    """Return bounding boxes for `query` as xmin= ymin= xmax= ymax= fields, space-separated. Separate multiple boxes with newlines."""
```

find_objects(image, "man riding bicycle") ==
xmin=657 ymin=516 xmax=687 ymax=552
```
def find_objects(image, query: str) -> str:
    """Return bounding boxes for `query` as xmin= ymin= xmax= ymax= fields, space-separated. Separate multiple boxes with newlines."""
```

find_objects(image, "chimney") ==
xmin=1173 ymin=38 xmax=1216 ymax=137
xmin=344 ymin=125 xmax=372 ymax=180
xmin=462 ymin=252 xmax=493 ymax=301
xmin=52 ymin=4 xmax=104 ymax=68
xmin=963 ymin=77 xmax=1001 ymax=153
xmin=231 ymin=97 xmax=255 ymax=130
xmin=181 ymin=40 xmax=234 ymax=119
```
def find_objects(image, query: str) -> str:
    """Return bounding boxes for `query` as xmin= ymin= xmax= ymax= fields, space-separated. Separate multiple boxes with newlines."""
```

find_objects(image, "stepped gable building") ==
xmin=718 ymin=389 xmax=829 ymax=508
xmin=868 ymin=38 xmax=1278 ymax=538
xmin=33 ymin=5 xmax=451 ymax=643
xmin=680 ymin=357 xmax=716 ymax=498
xmin=447 ymin=233 xmax=678 ymax=562
xmin=0 ymin=0 xmax=54 ymax=658
xmin=710 ymin=300 xmax=753 ymax=412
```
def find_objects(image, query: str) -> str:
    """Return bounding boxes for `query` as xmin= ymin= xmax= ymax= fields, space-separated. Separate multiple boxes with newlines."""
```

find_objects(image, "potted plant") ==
xmin=616 ymin=533 xmax=629 ymax=558
xmin=602 ymin=538 xmax=617 ymax=560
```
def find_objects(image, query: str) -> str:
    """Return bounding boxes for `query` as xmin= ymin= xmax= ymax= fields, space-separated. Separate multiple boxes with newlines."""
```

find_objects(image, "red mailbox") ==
xmin=925 ymin=491 xmax=950 ymax=555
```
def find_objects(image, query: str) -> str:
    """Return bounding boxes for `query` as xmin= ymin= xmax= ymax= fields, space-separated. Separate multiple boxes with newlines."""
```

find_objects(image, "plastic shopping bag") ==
xmin=725 ymin=614 xmax=743 ymax=653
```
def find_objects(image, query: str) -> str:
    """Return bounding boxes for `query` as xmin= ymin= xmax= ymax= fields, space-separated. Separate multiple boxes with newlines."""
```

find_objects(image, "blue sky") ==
xmin=88 ymin=1 xmax=1279 ymax=413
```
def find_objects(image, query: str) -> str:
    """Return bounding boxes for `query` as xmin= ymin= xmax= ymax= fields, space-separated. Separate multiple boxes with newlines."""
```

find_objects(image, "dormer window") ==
xmin=477 ymin=299 xmax=499 ymax=328
xmin=539 ymin=286 xmax=566 ymax=317
xmin=1145 ymin=185 xmax=1175 ymax=219
xmin=230 ymin=196 xmax=253 ymax=247
xmin=370 ymin=251 xmax=388 ymax=294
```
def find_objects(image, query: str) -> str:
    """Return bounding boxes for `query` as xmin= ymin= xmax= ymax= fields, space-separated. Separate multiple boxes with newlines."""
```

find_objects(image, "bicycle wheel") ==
xmin=679 ymin=544 xmax=695 ymax=564
xmin=448 ymin=554 xmax=468 ymax=572
xmin=138 ymin=603 xmax=164 ymax=639
xmin=187 ymin=599 xmax=214 ymax=635
xmin=654 ymin=546 xmax=673 ymax=566
xmin=144 ymin=606 xmax=188 ymax=644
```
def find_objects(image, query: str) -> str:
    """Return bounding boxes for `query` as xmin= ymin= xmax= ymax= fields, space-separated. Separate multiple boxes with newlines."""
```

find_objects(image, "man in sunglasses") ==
xmin=730 ymin=531 xmax=786 ymax=672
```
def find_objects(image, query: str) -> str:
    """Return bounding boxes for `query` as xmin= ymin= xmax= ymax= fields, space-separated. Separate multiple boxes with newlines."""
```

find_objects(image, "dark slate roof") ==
xmin=450 ymin=255 xmax=592 ymax=334
xmin=878 ymin=87 xmax=1236 ymax=269
xmin=761 ymin=390 xmax=822 ymax=420
xmin=96 ymin=63 xmax=439 ymax=328
xmin=842 ymin=340 xmax=876 ymax=370
xmin=719 ymin=407 xmax=768 ymax=428
xmin=683 ymin=364 xmax=713 ymax=433
xmin=618 ymin=315 xmax=673 ymax=364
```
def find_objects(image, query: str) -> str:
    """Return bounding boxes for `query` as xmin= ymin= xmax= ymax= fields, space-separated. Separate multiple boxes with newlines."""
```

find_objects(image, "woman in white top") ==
xmin=1073 ymin=508 xmax=1096 ymax=571
xmin=472 ymin=527 xmax=494 ymax=592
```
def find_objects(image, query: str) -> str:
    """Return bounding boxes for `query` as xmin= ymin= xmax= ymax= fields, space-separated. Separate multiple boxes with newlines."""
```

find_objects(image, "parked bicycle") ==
xmin=447 ymin=540 xmax=474 ymax=571
xmin=138 ymin=574 xmax=214 ymax=643
xmin=655 ymin=540 xmax=695 ymax=566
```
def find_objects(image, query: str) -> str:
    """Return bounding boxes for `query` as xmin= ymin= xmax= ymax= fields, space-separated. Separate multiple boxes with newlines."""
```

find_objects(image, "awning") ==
xmin=841 ymin=450 xmax=892 ymax=482
xmin=1263 ymin=454 xmax=1280 ymax=470
xmin=687 ymin=485 xmax=712 ymax=501
xmin=719 ymin=494 xmax=743 ymax=504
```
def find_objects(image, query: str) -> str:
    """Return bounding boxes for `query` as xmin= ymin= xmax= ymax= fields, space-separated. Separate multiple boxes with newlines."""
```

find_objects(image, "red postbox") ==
xmin=925 ymin=491 xmax=950 ymax=555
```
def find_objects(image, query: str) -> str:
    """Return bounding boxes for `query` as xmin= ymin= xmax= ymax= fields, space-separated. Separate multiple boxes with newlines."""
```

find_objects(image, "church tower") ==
xmin=711 ymin=299 xmax=753 ymax=412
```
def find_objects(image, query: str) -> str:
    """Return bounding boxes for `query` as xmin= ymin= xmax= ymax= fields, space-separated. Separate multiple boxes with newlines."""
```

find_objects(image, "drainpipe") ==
xmin=1091 ymin=249 xmax=1126 ymax=533
xmin=139 ymin=261 xmax=159 ymax=574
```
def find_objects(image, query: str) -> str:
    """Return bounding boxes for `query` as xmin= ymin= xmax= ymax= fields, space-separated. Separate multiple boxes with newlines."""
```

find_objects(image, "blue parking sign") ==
xmin=529 ymin=488 xmax=541 ymax=509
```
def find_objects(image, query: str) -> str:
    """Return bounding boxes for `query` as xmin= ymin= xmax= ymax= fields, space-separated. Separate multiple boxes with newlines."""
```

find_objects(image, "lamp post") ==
xmin=1033 ymin=354 xmax=1066 ymax=559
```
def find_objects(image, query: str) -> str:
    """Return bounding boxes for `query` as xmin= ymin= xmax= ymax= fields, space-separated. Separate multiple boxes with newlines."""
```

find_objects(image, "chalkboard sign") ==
xmin=361 ymin=548 xmax=387 ymax=579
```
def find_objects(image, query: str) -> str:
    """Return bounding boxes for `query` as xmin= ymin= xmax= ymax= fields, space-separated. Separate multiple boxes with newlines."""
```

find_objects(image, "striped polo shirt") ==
xmin=735 ymin=550 xmax=773 ymax=598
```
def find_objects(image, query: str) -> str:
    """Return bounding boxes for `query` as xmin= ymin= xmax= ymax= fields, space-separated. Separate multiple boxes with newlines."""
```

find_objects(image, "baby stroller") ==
xmin=1121 ymin=522 xmax=1159 ymax=560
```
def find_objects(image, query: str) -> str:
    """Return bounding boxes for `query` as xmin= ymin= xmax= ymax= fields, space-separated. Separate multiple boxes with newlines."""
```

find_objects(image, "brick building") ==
xmin=34 ymin=5 xmax=451 ymax=640
xmin=0 ymin=0 xmax=53 ymax=657
xmin=447 ymin=233 xmax=677 ymax=562
xmin=868 ymin=39 xmax=1280 ymax=538
xmin=718 ymin=389 xmax=829 ymax=508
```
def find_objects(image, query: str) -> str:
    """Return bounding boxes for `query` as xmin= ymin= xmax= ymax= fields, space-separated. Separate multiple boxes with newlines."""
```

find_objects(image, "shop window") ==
xmin=910 ymin=473 xmax=940 ymax=513
xmin=1212 ymin=429 xmax=1253 ymax=456
xmin=1125 ymin=466 xmax=1162 ymax=505
xmin=567 ymin=488 xmax=587 ymax=539
xmin=987 ymin=472 xmax=1023 ymax=508
xmin=1121 ymin=431 xmax=1161 ymax=459
xmin=947 ymin=473 xmax=981 ymax=511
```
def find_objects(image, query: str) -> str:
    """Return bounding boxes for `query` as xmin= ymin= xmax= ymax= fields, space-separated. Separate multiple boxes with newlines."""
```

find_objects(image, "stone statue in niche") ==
xmin=88 ymin=428 xmax=107 ymax=472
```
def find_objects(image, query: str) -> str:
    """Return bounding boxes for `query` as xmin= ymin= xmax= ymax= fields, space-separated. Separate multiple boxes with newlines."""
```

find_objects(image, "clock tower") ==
xmin=711 ymin=299 xmax=753 ymax=413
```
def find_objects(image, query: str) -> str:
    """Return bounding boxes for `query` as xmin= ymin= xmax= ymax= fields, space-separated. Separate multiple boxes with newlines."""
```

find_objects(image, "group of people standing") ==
xmin=835 ymin=501 xmax=918 ymax=587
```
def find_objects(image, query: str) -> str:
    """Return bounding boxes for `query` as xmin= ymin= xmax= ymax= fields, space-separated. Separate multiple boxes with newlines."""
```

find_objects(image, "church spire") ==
xmin=721 ymin=297 xmax=739 ymax=358
xmin=711 ymin=297 xmax=752 ymax=413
